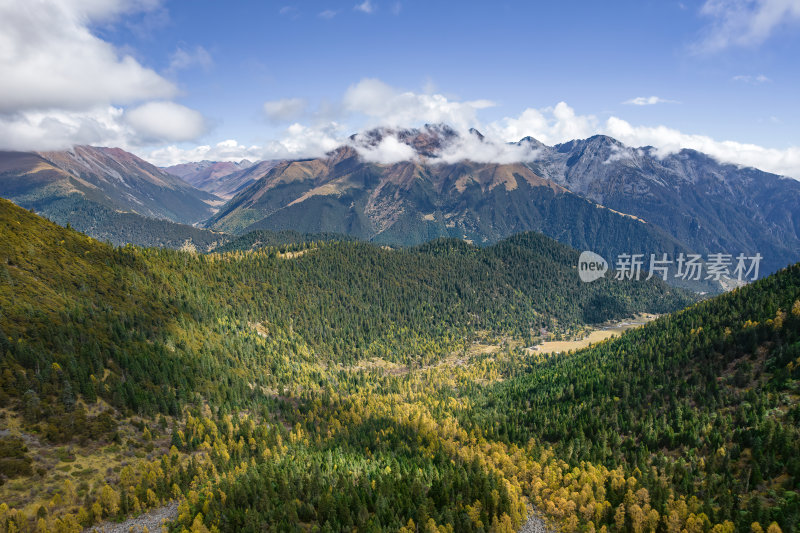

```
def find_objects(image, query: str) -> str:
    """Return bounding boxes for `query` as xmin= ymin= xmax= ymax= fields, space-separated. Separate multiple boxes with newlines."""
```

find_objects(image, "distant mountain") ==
xmin=207 ymin=125 xmax=800 ymax=279
xmin=163 ymin=159 xmax=264 ymax=199
xmin=205 ymin=127 xmax=698 ymax=282
xmin=523 ymin=135 xmax=800 ymax=275
xmin=205 ymin=159 xmax=284 ymax=199
xmin=7 ymin=131 xmax=797 ymax=277
xmin=0 ymin=146 xmax=219 ymax=223
xmin=0 ymin=146 xmax=224 ymax=248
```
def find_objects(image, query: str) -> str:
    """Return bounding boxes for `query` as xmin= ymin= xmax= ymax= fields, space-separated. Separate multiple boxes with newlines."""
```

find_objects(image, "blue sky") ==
xmin=1 ymin=0 xmax=799 ymax=175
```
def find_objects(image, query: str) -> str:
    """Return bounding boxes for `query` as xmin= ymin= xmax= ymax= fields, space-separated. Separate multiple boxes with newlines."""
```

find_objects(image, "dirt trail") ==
xmin=519 ymin=510 xmax=554 ymax=533
xmin=86 ymin=501 xmax=179 ymax=533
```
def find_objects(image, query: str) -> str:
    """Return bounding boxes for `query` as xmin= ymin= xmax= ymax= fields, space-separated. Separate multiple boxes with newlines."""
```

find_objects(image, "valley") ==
xmin=2 ymin=1 xmax=800 ymax=530
xmin=1 ymin=197 xmax=798 ymax=531
xmin=2 ymin=128 xmax=800 ymax=532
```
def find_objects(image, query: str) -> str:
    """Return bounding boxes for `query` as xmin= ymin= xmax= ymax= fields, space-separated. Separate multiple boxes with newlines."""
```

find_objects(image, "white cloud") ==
xmin=125 ymin=101 xmax=206 ymax=142
xmin=489 ymin=102 xmax=597 ymax=146
xmin=0 ymin=0 xmax=209 ymax=152
xmin=354 ymin=0 xmax=374 ymax=14
xmin=168 ymin=45 xmax=213 ymax=73
xmin=696 ymin=0 xmax=800 ymax=52
xmin=0 ymin=100 xmax=208 ymax=152
xmin=342 ymin=78 xmax=494 ymax=130
xmin=623 ymin=96 xmax=678 ymax=106
xmin=0 ymin=100 xmax=208 ymax=153
xmin=267 ymin=122 xmax=343 ymax=156
xmin=319 ymin=9 xmax=337 ymax=18
xmin=0 ymin=0 xmax=176 ymax=113
xmin=732 ymin=74 xmax=771 ymax=84
xmin=352 ymin=134 xmax=417 ymax=164
xmin=349 ymin=127 xmax=537 ymax=166
xmin=0 ymin=0 xmax=211 ymax=150
xmin=263 ymin=98 xmax=308 ymax=122
xmin=0 ymin=106 xmax=129 ymax=151
xmin=138 ymin=122 xmax=346 ymax=166
xmin=434 ymin=133 xmax=540 ymax=165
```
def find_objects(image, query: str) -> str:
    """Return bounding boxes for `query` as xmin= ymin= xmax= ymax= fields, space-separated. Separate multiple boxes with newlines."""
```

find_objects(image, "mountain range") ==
xmin=1 ymin=125 xmax=798 ymax=278
xmin=523 ymin=134 xmax=800 ymax=276
xmin=207 ymin=125 xmax=800 ymax=276
xmin=206 ymin=139 xmax=692 ymax=275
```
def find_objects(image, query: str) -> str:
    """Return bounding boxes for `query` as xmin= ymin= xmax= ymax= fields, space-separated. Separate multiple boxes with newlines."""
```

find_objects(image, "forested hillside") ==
xmin=0 ymin=197 xmax=688 ymax=422
xmin=27 ymin=195 xmax=229 ymax=250
xmin=212 ymin=229 xmax=354 ymax=253
xmin=466 ymin=263 xmax=800 ymax=530
xmin=2 ymin=197 xmax=797 ymax=532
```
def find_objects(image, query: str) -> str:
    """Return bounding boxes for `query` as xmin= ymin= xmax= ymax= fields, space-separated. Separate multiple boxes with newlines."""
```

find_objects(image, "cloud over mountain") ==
xmin=341 ymin=78 xmax=495 ymax=130
xmin=125 ymin=101 xmax=207 ymax=143
xmin=144 ymin=78 xmax=799 ymax=179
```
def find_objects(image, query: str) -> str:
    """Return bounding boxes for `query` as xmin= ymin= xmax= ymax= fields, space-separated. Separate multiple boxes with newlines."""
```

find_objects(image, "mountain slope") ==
xmin=206 ymin=136 xmax=694 ymax=279
xmin=11 ymin=197 xmax=799 ymax=533
xmin=468 ymin=261 xmax=800 ymax=530
xmin=30 ymin=194 xmax=229 ymax=250
xmin=0 ymin=146 xmax=220 ymax=224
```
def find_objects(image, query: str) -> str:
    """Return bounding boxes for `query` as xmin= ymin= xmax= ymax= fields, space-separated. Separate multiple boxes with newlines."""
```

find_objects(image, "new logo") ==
xmin=578 ymin=251 xmax=608 ymax=282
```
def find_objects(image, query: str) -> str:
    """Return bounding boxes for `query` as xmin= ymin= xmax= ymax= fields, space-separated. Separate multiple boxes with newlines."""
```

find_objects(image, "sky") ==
xmin=1 ymin=0 xmax=799 ymax=177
